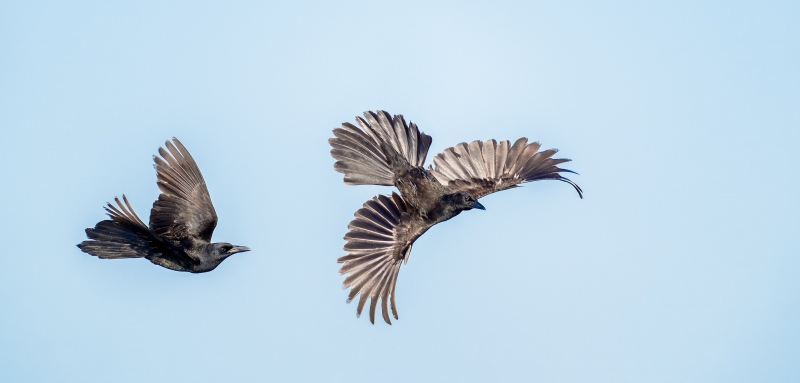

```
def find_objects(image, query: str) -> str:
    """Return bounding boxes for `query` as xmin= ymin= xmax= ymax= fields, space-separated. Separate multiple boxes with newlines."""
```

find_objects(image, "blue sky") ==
xmin=1 ymin=1 xmax=798 ymax=382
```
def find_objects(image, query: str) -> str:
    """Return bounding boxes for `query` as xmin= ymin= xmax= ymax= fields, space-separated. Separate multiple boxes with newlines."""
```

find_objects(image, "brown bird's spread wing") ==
xmin=338 ymin=192 xmax=434 ymax=324
xmin=149 ymin=138 xmax=218 ymax=244
xmin=330 ymin=110 xmax=433 ymax=186
xmin=430 ymin=138 xmax=583 ymax=199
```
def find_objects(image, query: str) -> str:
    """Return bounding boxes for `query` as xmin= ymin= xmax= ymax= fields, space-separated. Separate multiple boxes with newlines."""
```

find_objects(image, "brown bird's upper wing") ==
xmin=429 ymin=138 xmax=583 ymax=199
xmin=149 ymin=138 xmax=218 ymax=244
xmin=338 ymin=192 xmax=434 ymax=324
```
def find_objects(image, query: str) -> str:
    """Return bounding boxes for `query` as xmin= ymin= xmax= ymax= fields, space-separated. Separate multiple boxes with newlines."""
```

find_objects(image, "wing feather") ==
xmin=467 ymin=141 xmax=488 ymax=179
xmin=149 ymin=137 xmax=218 ymax=243
xmin=503 ymin=138 xmax=528 ymax=174
xmin=330 ymin=111 xmax=432 ymax=186
xmin=338 ymin=193 xmax=434 ymax=324
xmin=482 ymin=139 xmax=496 ymax=180
xmin=430 ymin=137 xmax=582 ymax=199
xmin=432 ymin=155 xmax=461 ymax=180
xmin=442 ymin=149 xmax=471 ymax=179
xmin=495 ymin=139 xmax=509 ymax=176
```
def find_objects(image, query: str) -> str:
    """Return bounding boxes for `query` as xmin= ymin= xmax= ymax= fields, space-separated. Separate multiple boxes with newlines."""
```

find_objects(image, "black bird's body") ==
xmin=330 ymin=111 xmax=582 ymax=324
xmin=78 ymin=138 xmax=250 ymax=273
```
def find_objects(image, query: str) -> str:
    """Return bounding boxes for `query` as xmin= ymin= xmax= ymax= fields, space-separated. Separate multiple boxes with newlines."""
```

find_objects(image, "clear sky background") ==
xmin=1 ymin=1 xmax=798 ymax=382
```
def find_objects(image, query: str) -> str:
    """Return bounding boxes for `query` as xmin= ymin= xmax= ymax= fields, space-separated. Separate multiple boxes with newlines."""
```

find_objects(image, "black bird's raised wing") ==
xmin=430 ymin=138 xmax=583 ymax=199
xmin=149 ymin=138 xmax=218 ymax=243
xmin=330 ymin=110 xmax=432 ymax=186
xmin=338 ymin=193 xmax=434 ymax=324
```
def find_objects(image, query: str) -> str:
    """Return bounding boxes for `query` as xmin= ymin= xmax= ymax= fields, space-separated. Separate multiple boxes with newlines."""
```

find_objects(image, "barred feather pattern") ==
xmin=330 ymin=110 xmax=433 ymax=186
xmin=430 ymin=138 xmax=583 ymax=199
xmin=338 ymin=193 xmax=433 ymax=324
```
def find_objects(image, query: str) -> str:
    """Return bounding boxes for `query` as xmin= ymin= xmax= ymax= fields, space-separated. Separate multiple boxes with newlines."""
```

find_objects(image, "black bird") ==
xmin=78 ymin=138 xmax=251 ymax=273
xmin=330 ymin=111 xmax=582 ymax=324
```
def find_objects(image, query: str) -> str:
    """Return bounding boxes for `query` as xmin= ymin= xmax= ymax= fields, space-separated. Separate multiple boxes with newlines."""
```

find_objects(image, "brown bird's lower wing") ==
xmin=338 ymin=192 xmax=434 ymax=324
xmin=430 ymin=138 xmax=582 ymax=199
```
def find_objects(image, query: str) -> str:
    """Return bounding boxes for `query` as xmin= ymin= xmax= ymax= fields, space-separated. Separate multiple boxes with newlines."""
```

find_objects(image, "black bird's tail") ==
xmin=330 ymin=110 xmax=432 ymax=186
xmin=78 ymin=196 xmax=155 ymax=259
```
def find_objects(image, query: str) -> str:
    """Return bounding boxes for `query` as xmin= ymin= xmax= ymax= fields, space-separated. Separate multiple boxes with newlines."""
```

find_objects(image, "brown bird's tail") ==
xmin=330 ymin=110 xmax=432 ymax=186
xmin=78 ymin=196 xmax=155 ymax=259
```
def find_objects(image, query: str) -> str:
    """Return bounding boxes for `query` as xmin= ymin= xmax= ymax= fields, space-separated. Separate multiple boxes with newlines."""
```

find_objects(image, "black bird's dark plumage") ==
xmin=78 ymin=138 xmax=251 ymax=273
xmin=330 ymin=111 xmax=582 ymax=324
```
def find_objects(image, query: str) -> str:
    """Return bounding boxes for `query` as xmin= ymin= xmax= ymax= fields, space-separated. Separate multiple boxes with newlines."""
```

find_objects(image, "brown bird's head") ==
xmin=453 ymin=191 xmax=485 ymax=211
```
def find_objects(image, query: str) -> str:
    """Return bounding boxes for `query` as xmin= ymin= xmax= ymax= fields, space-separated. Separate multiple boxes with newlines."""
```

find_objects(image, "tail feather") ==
xmin=330 ymin=111 xmax=432 ymax=186
xmin=78 ymin=196 xmax=156 ymax=259
xmin=78 ymin=221 xmax=152 ymax=259
xmin=104 ymin=195 xmax=148 ymax=228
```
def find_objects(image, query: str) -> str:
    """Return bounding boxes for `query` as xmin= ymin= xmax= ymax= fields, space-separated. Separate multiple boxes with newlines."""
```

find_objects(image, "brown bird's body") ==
xmin=77 ymin=138 xmax=251 ymax=273
xmin=330 ymin=111 xmax=582 ymax=324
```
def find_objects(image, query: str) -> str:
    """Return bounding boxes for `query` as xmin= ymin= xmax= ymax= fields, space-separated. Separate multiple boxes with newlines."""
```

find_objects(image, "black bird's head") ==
xmin=210 ymin=242 xmax=252 ymax=261
xmin=455 ymin=192 xmax=485 ymax=211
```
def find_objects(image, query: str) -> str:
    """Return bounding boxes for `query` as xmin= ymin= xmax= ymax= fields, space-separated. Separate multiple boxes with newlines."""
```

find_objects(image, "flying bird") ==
xmin=78 ymin=137 xmax=251 ymax=273
xmin=330 ymin=111 xmax=582 ymax=324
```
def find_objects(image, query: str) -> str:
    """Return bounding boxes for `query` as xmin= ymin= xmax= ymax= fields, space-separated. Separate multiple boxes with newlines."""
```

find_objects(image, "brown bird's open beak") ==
xmin=470 ymin=201 xmax=486 ymax=210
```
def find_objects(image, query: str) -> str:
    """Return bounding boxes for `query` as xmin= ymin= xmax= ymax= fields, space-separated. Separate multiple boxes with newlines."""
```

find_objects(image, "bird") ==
xmin=330 ymin=111 xmax=582 ymax=324
xmin=77 ymin=137 xmax=251 ymax=273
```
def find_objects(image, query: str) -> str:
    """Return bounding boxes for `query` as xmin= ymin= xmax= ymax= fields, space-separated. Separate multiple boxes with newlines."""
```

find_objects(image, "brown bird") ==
xmin=77 ymin=137 xmax=251 ymax=273
xmin=330 ymin=111 xmax=582 ymax=324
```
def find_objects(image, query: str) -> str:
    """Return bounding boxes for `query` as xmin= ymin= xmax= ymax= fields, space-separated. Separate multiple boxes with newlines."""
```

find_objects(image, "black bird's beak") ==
xmin=230 ymin=246 xmax=251 ymax=254
xmin=470 ymin=201 xmax=486 ymax=210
